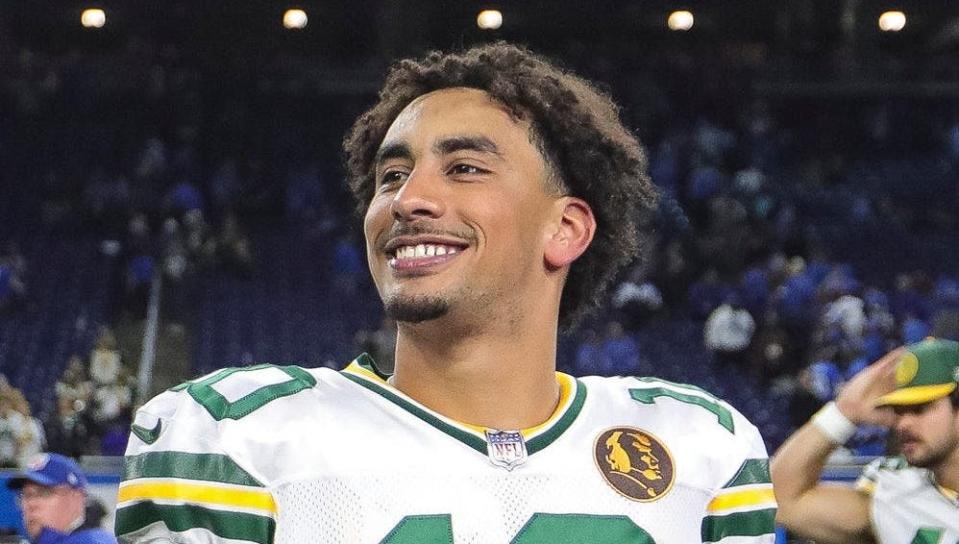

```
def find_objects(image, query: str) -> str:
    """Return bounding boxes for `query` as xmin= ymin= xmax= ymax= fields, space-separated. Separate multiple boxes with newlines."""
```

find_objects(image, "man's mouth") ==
xmin=388 ymin=243 xmax=465 ymax=270
xmin=899 ymin=436 xmax=920 ymax=449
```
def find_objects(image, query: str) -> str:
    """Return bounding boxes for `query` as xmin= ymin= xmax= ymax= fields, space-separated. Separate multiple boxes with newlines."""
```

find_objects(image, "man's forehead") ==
xmin=380 ymin=87 xmax=525 ymax=148
xmin=405 ymin=87 xmax=503 ymax=115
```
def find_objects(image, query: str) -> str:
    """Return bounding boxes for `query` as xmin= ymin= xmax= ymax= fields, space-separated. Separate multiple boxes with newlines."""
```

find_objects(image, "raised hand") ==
xmin=835 ymin=347 xmax=903 ymax=428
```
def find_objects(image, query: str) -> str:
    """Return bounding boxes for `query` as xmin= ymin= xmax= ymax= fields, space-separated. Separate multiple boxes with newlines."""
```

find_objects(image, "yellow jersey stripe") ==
xmin=855 ymin=480 xmax=876 ymax=495
xmin=521 ymin=373 xmax=575 ymax=438
xmin=937 ymin=484 xmax=958 ymax=501
xmin=118 ymin=481 xmax=277 ymax=514
xmin=345 ymin=362 xmax=385 ymax=383
xmin=707 ymin=487 xmax=776 ymax=512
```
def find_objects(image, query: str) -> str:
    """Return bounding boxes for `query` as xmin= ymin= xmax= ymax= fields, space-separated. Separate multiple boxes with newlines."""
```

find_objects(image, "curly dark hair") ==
xmin=343 ymin=42 xmax=658 ymax=328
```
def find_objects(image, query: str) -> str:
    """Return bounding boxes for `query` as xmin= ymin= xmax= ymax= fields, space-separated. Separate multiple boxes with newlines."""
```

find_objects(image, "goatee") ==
xmin=384 ymin=295 xmax=450 ymax=323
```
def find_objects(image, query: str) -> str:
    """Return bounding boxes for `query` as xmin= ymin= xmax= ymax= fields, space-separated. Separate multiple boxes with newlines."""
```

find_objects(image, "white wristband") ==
xmin=811 ymin=401 xmax=858 ymax=445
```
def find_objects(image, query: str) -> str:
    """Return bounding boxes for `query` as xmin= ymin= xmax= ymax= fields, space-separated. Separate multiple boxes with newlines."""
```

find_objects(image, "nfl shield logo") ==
xmin=485 ymin=429 xmax=528 ymax=471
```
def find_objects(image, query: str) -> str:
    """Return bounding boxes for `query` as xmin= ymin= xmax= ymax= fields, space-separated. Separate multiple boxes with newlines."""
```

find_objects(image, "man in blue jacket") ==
xmin=7 ymin=453 xmax=116 ymax=544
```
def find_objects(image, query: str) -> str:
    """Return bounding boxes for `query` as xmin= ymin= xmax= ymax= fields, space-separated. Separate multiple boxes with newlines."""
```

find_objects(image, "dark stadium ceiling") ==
xmin=5 ymin=0 xmax=959 ymax=75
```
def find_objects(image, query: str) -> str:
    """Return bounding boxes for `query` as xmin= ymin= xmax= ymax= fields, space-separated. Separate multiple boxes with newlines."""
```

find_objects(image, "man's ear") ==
xmin=544 ymin=197 xmax=595 ymax=270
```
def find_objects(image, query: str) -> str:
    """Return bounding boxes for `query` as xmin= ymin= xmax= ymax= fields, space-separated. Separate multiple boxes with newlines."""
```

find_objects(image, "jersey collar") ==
xmin=928 ymin=473 xmax=959 ymax=507
xmin=340 ymin=353 xmax=587 ymax=457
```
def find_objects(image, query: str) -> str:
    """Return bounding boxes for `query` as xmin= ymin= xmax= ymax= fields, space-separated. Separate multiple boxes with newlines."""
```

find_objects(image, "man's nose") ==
xmin=390 ymin=168 xmax=446 ymax=221
xmin=894 ymin=412 xmax=916 ymax=432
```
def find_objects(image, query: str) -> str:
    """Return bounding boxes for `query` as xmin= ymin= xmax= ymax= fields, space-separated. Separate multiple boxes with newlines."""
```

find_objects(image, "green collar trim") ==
xmin=355 ymin=352 xmax=390 ymax=379
xmin=341 ymin=355 xmax=587 ymax=457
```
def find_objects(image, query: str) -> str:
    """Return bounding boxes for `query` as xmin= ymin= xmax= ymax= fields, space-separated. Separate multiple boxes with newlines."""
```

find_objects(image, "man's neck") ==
xmin=390 ymin=318 xmax=561 ymax=431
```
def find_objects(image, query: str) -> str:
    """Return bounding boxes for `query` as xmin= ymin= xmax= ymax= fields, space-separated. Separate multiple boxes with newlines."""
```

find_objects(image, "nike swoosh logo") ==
xmin=131 ymin=420 xmax=163 ymax=445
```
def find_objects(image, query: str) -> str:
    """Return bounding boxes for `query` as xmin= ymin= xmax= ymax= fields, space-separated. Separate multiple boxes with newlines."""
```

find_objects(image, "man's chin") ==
xmin=384 ymin=295 xmax=450 ymax=323
xmin=902 ymin=443 xmax=946 ymax=468
xmin=900 ymin=442 xmax=923 ymax=464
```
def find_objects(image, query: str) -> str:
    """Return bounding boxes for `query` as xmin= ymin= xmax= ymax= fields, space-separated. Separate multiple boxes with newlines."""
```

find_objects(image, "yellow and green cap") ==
xmin=875 ymin=338 xmax=959 ymax=407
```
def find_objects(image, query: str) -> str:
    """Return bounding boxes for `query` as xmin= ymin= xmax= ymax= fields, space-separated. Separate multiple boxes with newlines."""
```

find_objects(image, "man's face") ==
xmin=18 ymin=483 xmax=84 ymax=539
xmin=364 ymin=88 xmax=560 ymax=325
xmin=892 ymin=396 xmax=959 ymax=468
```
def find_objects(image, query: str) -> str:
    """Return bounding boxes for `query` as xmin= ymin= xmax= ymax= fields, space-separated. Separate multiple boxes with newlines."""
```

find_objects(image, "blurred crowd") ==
xmin=0 ymin=327 xmax=135 ymax=466
xmin=566 ymin=62 xmax=959 ymax=455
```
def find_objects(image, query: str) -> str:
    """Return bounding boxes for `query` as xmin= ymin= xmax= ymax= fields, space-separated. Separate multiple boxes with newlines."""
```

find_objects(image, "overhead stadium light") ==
xmin=283 ymin=9 xmax=308 ymax=30
xmin=477 ymin=9 xmax=503 ymax=30
xmin=667 ymin=10 xmax=694 ymax=31
xmin=878 ymin=11 xmax=906 ymax=32
xmin=81 ymin=8 xmax=106 ymax=28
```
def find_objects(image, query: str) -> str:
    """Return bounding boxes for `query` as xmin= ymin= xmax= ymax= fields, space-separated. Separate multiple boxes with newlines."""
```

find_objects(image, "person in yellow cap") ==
xmin=771 ymin=338 xmax=959 ymax=543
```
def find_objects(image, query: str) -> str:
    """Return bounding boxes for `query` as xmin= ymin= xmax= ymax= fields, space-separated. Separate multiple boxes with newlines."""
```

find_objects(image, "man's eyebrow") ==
xmin=373 ymin=142 xmax=413 ymax=167
xmin=434 ymin=135 xmax=502 ymax=157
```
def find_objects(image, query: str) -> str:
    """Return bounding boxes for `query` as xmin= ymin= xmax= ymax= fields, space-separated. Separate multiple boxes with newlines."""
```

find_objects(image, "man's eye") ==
xmin=379 ymin=170 xmax=407 ymax=187
xmin=449 ymin=164 xmax=487 ymax=176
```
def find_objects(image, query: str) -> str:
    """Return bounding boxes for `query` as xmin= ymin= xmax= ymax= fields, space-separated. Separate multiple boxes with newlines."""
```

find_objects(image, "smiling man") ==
xmin=772 ymin=338 xmax=959 ymax=543
xmin=116 ymin=43 xmax=775 ymax=543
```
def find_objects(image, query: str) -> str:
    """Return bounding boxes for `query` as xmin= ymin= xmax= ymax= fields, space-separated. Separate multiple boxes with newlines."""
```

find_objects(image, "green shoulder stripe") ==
xmin=701 ymin=508 xmax=776 ymax=543
xmin=116 ymin=502 xmax=274 ymax=544
xmin=125 ymin=451 xmax=264 ymax=487
xmin=722 ymin=458 xmax=771 ymax=488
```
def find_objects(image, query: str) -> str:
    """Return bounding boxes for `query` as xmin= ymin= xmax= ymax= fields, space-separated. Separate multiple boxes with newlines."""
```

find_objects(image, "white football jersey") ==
xmin=856 ymin=457 xmax=959 ymax=544
xmin=116 ymin=355 xmax=776 ymax=543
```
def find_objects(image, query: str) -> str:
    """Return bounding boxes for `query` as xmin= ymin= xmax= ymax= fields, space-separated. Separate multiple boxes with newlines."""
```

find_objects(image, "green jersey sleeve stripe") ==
xmin=125 ymin=452 xmax=265 ymax=487
xmin=722 ymin=458 xmax=771 ymax=488
xmin=701 ymin=508 xmax=776 ymax=542
xmin=115 ymin=502 xmax=275 ymax=544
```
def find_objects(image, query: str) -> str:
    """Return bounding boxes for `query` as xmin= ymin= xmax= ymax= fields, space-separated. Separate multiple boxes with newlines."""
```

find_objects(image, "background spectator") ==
xmin=704 ymin=296 xmax=756 ymax=368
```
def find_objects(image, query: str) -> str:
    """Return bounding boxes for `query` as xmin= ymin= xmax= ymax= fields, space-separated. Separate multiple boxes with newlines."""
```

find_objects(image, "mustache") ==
xmin=897 ymin=431 xmax=920 ymax=443
xmin=376 ymin=223 xmax=477 ymax=250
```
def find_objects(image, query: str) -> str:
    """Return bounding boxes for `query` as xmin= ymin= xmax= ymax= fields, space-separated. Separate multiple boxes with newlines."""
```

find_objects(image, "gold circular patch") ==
xmin=594 ymin=427 xmax=674 ymax=502
xmin=896 ymin=352 xmax=920 ymax=386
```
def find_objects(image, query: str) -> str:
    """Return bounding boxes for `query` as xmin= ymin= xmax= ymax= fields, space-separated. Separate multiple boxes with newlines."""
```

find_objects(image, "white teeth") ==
xmin=392 ymin=244 xmax=460 ymax=260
